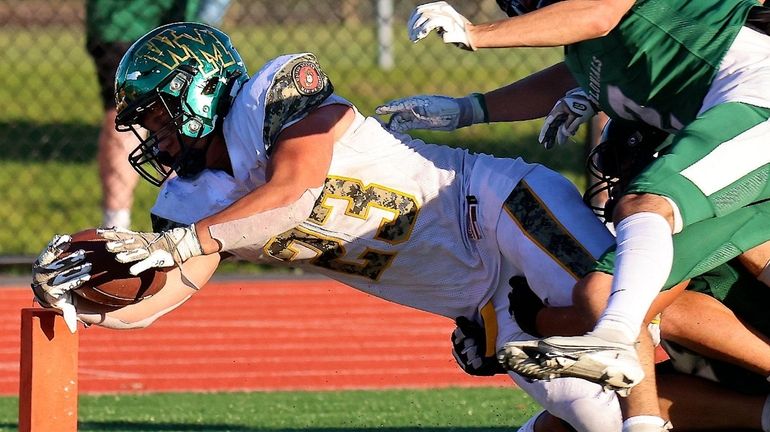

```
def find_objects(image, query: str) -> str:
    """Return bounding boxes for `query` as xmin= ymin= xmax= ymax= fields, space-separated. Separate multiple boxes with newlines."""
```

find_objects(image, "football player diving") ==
xmin=30 ymin=21 xmax=770 ymax=432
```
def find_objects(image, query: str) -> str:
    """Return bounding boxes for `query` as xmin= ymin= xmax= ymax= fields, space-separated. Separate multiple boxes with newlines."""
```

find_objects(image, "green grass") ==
xmin=0 ymin=387 xmax=540 ymax=431
xmin=0 ymin=25 xmax=585 ymax=258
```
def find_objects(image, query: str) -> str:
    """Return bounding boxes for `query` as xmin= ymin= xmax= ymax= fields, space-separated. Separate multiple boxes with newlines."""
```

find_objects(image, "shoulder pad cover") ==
xmin=263 ymin=53 xmax=334 ymax=153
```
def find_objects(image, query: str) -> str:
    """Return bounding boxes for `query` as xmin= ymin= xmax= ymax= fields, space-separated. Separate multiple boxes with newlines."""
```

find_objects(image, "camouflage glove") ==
xmin=376 ymin=93 xmax=487 ymax=133
xmin=99 ymin=225 xmax=203 ymax=275
xmin=31 ymin=234 xmax=90 ymax=333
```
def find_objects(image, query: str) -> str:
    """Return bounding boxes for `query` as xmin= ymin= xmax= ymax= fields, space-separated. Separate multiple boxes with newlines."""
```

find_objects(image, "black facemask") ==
xmin=172 ymin=143 xmax=210 ymax=180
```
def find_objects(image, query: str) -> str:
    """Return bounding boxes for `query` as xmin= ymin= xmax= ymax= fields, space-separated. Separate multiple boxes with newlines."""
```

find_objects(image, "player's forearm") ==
xmin=484 ymin=62 xmax=577 ymax=122
xmin=78 ymin=256 xmax=217 ymax=328
xmin=194 ymin=182 xmax=307 ymax=252
xmin=198 ymin=187 xmax=321 ymax=253
xmin=469 ymin=0 xmax=634 ymax=48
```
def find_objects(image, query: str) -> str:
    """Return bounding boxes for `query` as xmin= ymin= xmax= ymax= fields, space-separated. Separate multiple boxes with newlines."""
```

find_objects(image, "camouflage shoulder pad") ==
xmin=151 ymin=213 xmax=187 ymax=232
xmin=263 ymin=53 xmax=334 ymax=153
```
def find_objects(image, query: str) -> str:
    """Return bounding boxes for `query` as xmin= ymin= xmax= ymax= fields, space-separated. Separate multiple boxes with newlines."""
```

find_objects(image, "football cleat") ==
xmin=498 ymin=334 xmax=644 ymax=397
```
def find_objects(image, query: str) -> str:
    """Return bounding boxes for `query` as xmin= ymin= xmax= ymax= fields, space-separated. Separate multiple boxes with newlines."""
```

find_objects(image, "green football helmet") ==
xmin=114 ymin=22 xmax=248 ymax=186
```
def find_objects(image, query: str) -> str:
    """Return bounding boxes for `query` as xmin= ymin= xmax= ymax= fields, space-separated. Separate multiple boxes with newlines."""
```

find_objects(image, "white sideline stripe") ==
xmin=77 ymin=367 xmax=469 ymax=380
xmin=680 ymin=119 xmax=770 ymax=196
xmin=79 ymin=353 xmax=452 ymax=367
xmin=77 ymin=341 xmax=446 ymax=353
xmin=78 ymin=368 xmax=144 ymax=380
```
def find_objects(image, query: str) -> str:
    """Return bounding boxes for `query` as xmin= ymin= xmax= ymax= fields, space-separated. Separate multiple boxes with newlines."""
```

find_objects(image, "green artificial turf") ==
xmin=0 ymin=387 xmax=541 ymax=431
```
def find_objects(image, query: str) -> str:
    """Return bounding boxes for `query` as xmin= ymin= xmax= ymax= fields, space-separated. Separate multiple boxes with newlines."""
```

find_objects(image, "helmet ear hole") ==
xmin=202 ymin=78 xmax=219 ymax=96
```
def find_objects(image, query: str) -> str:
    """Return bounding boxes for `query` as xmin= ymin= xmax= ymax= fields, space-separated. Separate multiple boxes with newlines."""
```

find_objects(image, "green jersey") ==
xmin=86 ymin=0 xmax=201 ymax=45
xmin=565 ymin=0 xmax=758 ymax=132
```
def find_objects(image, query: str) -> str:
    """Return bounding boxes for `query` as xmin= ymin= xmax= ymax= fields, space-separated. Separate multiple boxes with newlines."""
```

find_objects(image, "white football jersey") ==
xmin=152 ymin=54 xmax=614 ymax=326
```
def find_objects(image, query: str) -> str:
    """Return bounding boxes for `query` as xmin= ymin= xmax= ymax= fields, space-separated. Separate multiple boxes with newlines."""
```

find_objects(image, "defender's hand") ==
xmin=452 ymin=316 xmax=506 ymax=376
xmin=99 ymin=226 xmax=203 ymax=275
xmin=507 ymin=276 xmax=545 ymax=337
xmin=538 ymin=88 xmax=596 ymax=149
xmin=408 ymin=2 xmax=475 ymax=50
xmin=31 ymin=234 xmax=90 ymax=333
xmin=376 ymin=94 xmax=487 ymax=132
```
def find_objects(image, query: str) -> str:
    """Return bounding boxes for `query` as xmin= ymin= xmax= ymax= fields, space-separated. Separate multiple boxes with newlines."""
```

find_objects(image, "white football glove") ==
xmin=375 ymin=93 xmax=487 ymax=133
xmin=408 ymin=1 xmax=475 ymax=50
xmin=538 ymin=88 xmax=596 ymax=149
xmin=31 ymin=234 xmax=91 ymax=333
xmin=99 ymin=225 xmax=203 ymax=276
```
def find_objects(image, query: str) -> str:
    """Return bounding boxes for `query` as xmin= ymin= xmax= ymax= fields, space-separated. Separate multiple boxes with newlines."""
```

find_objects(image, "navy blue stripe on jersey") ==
xmin=503 ymin=181 xmax=595 ymax=279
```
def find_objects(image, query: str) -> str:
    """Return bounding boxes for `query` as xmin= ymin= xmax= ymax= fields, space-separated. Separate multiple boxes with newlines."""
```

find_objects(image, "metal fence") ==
xmin=0 ymin=0 xmax=569 ymax=261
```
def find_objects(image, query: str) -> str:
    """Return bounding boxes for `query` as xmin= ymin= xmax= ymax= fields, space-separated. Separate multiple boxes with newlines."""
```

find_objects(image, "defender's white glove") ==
xmin=99 ymin=225 xmax=203 ymax=276
xmin=31 ymin=234 xmax=91 ymax=333
xmin=408 ymin=1 xmax=475 ymax=50
xmin=539 ymin=88 xmax=596 ymax=149
xmin=375 ymin=93 xmax=487 ymax=133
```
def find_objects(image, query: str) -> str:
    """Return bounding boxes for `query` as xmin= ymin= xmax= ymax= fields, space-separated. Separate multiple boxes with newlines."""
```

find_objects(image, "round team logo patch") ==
xmin=292 ymin=61 xmax=324 ymax=95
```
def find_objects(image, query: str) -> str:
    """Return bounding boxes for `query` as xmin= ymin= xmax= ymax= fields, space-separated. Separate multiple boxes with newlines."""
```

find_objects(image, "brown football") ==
xmin=65 ymin=228 xmax=168 ymax=312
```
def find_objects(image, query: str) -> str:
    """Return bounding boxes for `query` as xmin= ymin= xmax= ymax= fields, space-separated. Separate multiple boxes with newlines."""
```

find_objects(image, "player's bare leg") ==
xmin=98 ymin=108 xmax=138 ymax=229
xmin=661 ymin=289 xmax=770 ymax=379
xmin=658 ymin=373 xmax=766 ymax=431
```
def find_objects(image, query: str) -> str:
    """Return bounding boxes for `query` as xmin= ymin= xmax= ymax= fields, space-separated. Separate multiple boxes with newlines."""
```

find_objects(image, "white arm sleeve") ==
xmin=76 ymin=254 xmax=218 ymax=330
xmin=207 ymin=186 xmax=321 ymax=252
xmin=77 ymin=296 xmax=191 ymax=329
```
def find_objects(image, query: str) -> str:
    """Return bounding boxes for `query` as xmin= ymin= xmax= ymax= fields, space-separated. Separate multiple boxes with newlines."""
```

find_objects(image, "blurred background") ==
xmin=0 ymin=0 xmax=585 ymax=268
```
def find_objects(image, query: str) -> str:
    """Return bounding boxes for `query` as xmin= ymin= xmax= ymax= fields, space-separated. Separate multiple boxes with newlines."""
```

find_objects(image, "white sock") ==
xmin=593 ymin=212 xmax=673 ymax=344
xmin=102 ymin=208 xmax=131 ymax=230
xmin=622 ymin=415 xmax=669 ymax=432
xmin=761 ymin=393 xmax=770 ymax=432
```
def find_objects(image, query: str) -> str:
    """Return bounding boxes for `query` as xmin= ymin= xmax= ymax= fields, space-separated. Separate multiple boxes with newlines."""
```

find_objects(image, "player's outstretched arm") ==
xmin=192 ymin=104 xmax=352 ymax=253
xmin=98 ymin=105 xmax=353 ymax=275
xmin=376 ymin=63 xmax=576 ymax=133
xmin=77 ymin=253 xmax=221 ymax=329
xmin=483 ymin=62 xmax=577 ymax=124
xmin=408 ymin=1 xmax=633 ymax=50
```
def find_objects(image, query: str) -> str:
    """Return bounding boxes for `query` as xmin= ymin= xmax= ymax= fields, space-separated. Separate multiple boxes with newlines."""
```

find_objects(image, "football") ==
xmin=64 ymin=228 xmax=168 ymax=312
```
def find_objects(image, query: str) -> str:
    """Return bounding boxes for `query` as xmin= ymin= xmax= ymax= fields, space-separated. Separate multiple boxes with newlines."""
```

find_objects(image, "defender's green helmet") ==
xmin=114 ymin=22 xmax=248 ymax=186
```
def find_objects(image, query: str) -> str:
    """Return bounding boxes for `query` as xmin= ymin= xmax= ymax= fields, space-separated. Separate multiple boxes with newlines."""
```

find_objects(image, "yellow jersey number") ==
xmin=264 ymin=176 xmax=419 ymax=280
